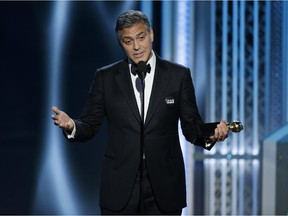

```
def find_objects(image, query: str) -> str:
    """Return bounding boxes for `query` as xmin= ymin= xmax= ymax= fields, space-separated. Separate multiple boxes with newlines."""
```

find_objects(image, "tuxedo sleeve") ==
xmin=179 ymin=69 xmax=216 ymax=150
xmin=70 ymin=70 xmax=106 ymax=142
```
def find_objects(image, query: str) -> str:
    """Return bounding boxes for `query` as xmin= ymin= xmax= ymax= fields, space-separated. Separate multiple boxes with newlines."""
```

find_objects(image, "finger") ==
xmin=219 ymin=127 xmax=228 ymax=141
xmin=219 ymin=121 xmax=229 ymax=135
xmin=51 ymin=106 xmax=61 ymax=115
xmin=53 ymin=119 xmax=61 ymax=126
xmin=217 ymin=125 xmax=224 ymax=138
xmin=212 ymin=127 xmax=220 ymax=140
xmin=51 ymin=114 xmax=58 ymax=120
xmin=217 ymin=126 xmax=226 ymax=141
xmin=220 ymin=120 xmax=230 ymax=134
xmin=221 ymin=122 xmax=229 ymax=138
xmin=214 ymin=124 xmax=221 ymax=137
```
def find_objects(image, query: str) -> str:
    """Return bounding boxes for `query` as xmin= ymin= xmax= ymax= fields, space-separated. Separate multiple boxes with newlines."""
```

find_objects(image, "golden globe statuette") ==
xmin=226 ymin=121 xmax=243 ymax=133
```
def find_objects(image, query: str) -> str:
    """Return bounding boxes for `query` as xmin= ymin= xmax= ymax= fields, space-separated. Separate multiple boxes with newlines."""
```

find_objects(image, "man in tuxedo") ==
xmin=51 ymin=10 xmax=229 ymax=215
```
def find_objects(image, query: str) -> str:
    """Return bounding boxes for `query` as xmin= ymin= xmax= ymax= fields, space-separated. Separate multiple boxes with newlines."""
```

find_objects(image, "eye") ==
xmin=124 ymin=40 xmax=132 ymax=45
xmin=138 ymin=33 xmax=146 ymax=41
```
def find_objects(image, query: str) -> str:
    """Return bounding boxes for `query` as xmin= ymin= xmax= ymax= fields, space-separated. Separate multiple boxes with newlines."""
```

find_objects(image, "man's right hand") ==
xmin=51 ymin=106 xmax=74 ymax=133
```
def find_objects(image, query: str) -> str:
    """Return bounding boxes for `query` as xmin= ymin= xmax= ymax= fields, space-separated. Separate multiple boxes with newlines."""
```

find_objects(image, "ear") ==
xmin=149 ymin=27 xmax=154 ymax=43
xmin=117 ymin=39 xmax=124 ymax=49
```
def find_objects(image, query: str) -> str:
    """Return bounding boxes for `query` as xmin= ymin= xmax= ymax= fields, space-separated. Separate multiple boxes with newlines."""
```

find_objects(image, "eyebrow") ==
xmin=122 ymin=31 xmax=146 ymax=40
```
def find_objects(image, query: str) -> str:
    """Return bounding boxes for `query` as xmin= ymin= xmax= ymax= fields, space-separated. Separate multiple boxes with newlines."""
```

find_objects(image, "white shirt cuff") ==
xmin=65 ymin=120 xmax=76 ymax=139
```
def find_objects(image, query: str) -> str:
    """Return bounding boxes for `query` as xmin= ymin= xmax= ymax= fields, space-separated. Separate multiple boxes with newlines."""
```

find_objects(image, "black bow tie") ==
xmin=131 ymin=63 xmax=151 ymax=76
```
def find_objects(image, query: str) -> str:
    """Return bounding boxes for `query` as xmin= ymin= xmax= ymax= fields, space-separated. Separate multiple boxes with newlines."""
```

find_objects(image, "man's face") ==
xmin=119 ymin=22 xmax=154 ymax=64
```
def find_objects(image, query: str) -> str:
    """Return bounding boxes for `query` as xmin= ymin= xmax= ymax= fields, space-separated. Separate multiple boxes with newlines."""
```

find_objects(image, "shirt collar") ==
xmin=147 ymin=50 xmax=156 ymax=70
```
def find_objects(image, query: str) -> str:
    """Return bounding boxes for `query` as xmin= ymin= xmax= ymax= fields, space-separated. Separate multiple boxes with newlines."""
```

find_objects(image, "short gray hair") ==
xmin=115 ymin=10 xmax=151 ymax=42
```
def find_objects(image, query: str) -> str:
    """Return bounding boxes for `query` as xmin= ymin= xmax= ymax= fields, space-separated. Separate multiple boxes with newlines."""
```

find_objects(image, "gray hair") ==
xmin=115 ymin=10 xmax=151 ymax=42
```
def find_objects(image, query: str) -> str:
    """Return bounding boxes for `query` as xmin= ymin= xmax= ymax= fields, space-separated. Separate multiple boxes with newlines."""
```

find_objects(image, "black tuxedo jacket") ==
xmin=71 ymin=55 xmax=214 ymax=212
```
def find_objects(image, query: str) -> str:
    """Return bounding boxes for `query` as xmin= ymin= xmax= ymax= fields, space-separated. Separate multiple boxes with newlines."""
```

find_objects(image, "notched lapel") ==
xmin=145 ymin=60 xmax=169 ymax=127
xmin=114 ymin=61 xmax=141 ymax=124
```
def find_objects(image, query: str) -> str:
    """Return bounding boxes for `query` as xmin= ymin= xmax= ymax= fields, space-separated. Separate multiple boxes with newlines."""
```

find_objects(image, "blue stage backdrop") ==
xmin=1 ymin=1 xmax=288 ymax=215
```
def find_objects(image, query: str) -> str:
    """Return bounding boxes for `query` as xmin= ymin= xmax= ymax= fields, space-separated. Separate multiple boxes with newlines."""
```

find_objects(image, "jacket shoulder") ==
xmin=98 ymin=59 xmax=126 ymax=72
xmin=157 ymin=56 xmax=189 ymax=74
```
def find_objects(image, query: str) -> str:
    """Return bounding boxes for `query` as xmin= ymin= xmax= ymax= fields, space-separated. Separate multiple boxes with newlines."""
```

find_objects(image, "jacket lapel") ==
xmin=145 ymin=57 xmax=169 ymax=127
xmin=114 ymin=60 xmax=141 ymax=124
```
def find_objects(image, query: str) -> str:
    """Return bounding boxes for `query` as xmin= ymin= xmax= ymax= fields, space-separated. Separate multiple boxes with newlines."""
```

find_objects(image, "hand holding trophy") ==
xmin=196 ymin=120 xmax=244 ymax=150
xmin=198 ymin=120 xmax=243 ymax=138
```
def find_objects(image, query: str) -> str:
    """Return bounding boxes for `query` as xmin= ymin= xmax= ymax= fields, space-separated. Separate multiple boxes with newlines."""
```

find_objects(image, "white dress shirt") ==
xmin=129 ymin=51 xmax=156 ymax=122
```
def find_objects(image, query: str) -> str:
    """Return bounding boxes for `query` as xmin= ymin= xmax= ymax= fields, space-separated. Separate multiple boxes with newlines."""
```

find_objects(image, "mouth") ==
xmin=133 ymin=52 xmax=144 ymax=58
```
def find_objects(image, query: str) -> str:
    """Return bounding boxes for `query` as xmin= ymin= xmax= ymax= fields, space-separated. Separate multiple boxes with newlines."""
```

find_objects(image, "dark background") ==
xmin=0 ymin=1 xmax=161 ymax=214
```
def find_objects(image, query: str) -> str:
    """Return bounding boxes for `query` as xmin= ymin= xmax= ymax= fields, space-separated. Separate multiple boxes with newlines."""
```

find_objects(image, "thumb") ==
xmin=220 ymin=119 xmax=227 ymax=125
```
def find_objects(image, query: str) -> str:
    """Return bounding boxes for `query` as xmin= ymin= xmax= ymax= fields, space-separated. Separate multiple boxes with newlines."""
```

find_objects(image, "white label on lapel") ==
xmin=165 ymin=97 xmax=174 ymax=105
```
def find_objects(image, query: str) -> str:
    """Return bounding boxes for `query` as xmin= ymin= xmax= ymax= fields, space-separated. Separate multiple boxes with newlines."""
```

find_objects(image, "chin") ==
xmin=132 ymin=55 xmax=148 ymax=63
xmin=135 ymin=58 xmax=148 ymax=64
xmin=132 ymin=59 xmax=142 ymax=64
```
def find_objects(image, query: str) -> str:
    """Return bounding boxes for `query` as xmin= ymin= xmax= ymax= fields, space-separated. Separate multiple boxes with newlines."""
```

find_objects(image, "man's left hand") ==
xmin=209 ymin=120 xmax=229 ymax=142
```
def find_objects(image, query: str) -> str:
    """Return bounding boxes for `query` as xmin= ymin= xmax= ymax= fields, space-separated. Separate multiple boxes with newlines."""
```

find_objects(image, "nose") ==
xmin=133 ymin=40 xmax=140 ymax=50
